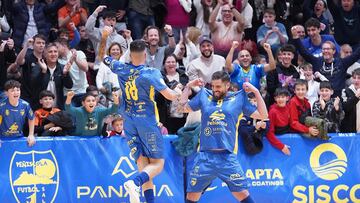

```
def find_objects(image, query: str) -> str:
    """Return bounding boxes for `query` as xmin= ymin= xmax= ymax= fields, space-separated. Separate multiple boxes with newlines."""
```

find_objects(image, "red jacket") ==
xmin=267 ymin=104 xmax=291 ymax=150
xmin=289 ymin=95 xmax=311 ymax=133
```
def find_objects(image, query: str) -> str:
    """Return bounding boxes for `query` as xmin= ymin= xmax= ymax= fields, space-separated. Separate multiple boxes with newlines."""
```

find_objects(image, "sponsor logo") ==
xmin=9 ymin=150 xmax=59 ymax=203
xmin=309 ymin=143 xmax=347 ymax=181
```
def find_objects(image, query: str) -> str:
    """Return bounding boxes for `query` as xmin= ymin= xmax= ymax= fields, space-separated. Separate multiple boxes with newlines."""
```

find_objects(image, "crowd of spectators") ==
xmin=0 ymin=0 xmax=360 ymax=155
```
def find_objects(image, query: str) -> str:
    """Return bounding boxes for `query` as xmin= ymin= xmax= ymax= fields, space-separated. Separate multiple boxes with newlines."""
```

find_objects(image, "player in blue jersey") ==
xmin=104 ymin=40 xmax=183 ymax=203
xmin=0 ymin=80 xmax=35 ymax=146
xmin=178 ymin=71 xmax=268 ymax=203
xmin=225 ymin=41 xmax=276 ymax=90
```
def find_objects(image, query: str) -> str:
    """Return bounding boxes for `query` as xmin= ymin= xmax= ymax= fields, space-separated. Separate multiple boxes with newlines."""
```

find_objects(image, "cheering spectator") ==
xmin=55 ymin=38 xmax=88 ymax=107
xmin=186 ymin=35 xmax=225 ymax=92
xmin=0 ymin=38 xmax=16 ymax=100
xmin=257 ymin=8 xmax=288 ymax=54
xmin=65 ymin=90 xmax=119 ymax=136
xmin=145 ymin=25 xmax=176 ymax=69
xmin=267 ymin=87 xmax=291 ymax=155
xmin=193 ymin=0 xmax=215 ymax=36
xmin=16 ymin=35 xmax=46 ymax=110
xmin=303 ymin=0 xmax=331 ymax=35
xmin=209 ymin=0 xmax=245 ymax=57
xmin=225 ymin=41 xmax=275 ymax=90
xmin=58 ymin=0 xmax=87 ymax=40
xmin=293 ymin=26 xmax=360 ymax=97
xmin=156 ymin=54 xmax=189 ymax=134
xmin=38 ymin=43 xmax=73 ymax=109
xmin=164 ymin=0 xmax=191 ymax=42
xmin=85 ymin=5 xmax=127 ymax=61
xmin=327 ymin=0 xmax=360 ymax=48
xmin=102 ymin=114 xmax=125 ymax=137
xmin=0 ymin=80 xmax=35 ymax=146
xmin=312 ymin=81 xmax=344 ymax=133
xmin=300 ymin=18 xmax=340 ymax=58
xmin=173 ymin=29 xmax=201 ymax=69
xmin=266 ymin=44 xmax=300 ymax=105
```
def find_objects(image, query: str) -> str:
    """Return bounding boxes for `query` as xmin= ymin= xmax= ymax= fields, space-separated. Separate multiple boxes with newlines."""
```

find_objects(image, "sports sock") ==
xmin=241 ymin=195 xmax=255 ymax=203
xmin=132 ymin=172 xmax=150 ymax=186
xmin=144 ymin=189 xmax=154 ymax=203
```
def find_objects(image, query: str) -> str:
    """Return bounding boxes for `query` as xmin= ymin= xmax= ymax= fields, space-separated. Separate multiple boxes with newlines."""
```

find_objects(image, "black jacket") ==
xmin=0 ymin=44 xmax=16 ymax=91
xmin=341 ymin=86 xmax=360 ymax=133
xmin=40 ymin=63 xmax=73 ymax=110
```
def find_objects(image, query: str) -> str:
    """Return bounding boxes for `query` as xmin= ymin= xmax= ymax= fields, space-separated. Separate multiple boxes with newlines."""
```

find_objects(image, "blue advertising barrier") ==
xmin=187 ymin=133 xmax=360 ymax=203
xmin=0 ymin=133 xmax=359 ymax=203
xmin=0 ymin=135 xmax=183 ymax=203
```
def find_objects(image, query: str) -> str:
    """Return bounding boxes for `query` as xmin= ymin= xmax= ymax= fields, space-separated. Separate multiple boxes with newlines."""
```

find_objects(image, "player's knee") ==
xmin=233 ymin=190 xmax=250 ymax=201
xmin=186 ymin=192 xmax=201 ymax=201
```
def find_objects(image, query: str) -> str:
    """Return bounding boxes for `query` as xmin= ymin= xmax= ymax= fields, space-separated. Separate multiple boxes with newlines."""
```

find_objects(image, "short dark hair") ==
xmin=264 ymin=8 xmax=276 ymax=16
xmin=274 ymin=87 xmax=290 ymax=97
xmin=102 ymin=10 xmax=117 ymax=19
xmin=320 ymin=81 xmax=333 ymax=90
xmin=82 ymin=92 xmax=97 ymax=102
xmin=39 ymin=90 xmax=55 ymax=99
xmin=211 ymin=71 xmax=230 ymax=83
xmin=294 ymin=79 xmax=308 ymax=90
xmin=352 ymin=68 xmax=360 ymax=76
xmin=145 ymin=25 xmax=160 ymax=37
xmin=86 ymin=85 xmax=99 ymax=93
xmin=33 ymin=34 xmax=47 ymax=43
xmin=280 ymin=44 xmax=296 ymax=54
xmin=55 ymin=38 xmax=69 ymax=48
xmin=305 ymin=18 xmax=321 ymax=29
xmin=130 ymin=40 xmax=146 ymax=53
xmin=4 ymin=80 xmax=21 ymax=91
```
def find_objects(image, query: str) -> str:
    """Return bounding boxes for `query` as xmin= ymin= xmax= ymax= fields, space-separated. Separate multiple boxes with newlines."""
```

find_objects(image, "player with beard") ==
xmin=178 ymin=71 xmax=268 ymax=203
xmin=187 ymin=35 xmax=225 ymax=92
xmin=225 ymin=41 xmax=276 ymax=90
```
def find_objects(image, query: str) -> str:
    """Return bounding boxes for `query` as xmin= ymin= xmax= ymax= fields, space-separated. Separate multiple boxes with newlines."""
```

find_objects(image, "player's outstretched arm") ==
xmin=177 ymin=78 xmax=204 ymax=113
xmin=243 ymin=82 xmax=268 ymax=120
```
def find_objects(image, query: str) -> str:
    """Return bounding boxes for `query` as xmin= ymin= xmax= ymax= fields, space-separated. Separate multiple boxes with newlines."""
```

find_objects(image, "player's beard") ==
xmin=213 ymin=91 xmax=226 ymax=100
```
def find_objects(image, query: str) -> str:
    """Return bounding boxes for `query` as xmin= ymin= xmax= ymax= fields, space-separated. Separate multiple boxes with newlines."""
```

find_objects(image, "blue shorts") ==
xmin=187 ymin=151 xmax=249 ymax=192
xmin=124 ymin=115 xmax=164 ymax=161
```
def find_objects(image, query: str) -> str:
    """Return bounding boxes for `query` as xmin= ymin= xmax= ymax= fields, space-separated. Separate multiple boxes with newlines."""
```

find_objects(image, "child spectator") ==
xmin=34 ymin=90 xmax=61 ymax=136
xmin=0 ymin=80 xmax=35 ymax=146
xmin=256 ymin=8 xmax=288 ymax=54
xmin=312 ymin=81 xmax=344 ymax=133
xmin=102 ymin=114 xmax=125 ymax=137
xmin=65 ymin=91 xmax=119 ymax=136
xmin=266 ymin=44 xmax=299 ymax=105
xmin=299 ymin=63 xmax=328 ymax=108
xmin=341 ymin=69 xmax=360 ymax=133
xmin=239 ymin=92 xmax=269 ymax=155
xmin=267 ymin=88 xmax=291 ymax=155
xmin=289 ymin=79 xmax=320 ymax=138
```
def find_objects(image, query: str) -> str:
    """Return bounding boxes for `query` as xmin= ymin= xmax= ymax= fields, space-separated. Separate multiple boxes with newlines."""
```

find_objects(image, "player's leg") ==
xmin=186 ymin=152 xmax=216 ymax=202
xmin=136 ymin=155 xmax=156 ymax=203
xmin=217 ymin=153 xmax=255 ymax=202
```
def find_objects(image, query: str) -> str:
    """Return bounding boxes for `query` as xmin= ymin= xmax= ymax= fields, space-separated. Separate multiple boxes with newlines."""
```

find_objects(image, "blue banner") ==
xmin=1 ymin=134 xmax=360 ymax=203
xmin=187 ymin=133 xmax=360 ymax=203
xmin=0 ymin=136 xmax=184 ymax=203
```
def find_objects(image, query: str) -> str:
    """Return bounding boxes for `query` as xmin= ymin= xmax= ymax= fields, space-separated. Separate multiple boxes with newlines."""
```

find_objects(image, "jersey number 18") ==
xmin=125 ymin=79 xmax=139 ymax=101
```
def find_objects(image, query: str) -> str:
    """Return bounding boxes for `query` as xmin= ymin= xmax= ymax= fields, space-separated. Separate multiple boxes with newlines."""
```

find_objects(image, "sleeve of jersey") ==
xmin=150 ymin=69 xmax=168 ymax=91
xmin=256 ymin=64 xmax=266 ymax=77
xmin=241 ymin=91 xmax=256 ymax=117
xmin=104 ymin=56 xmax=126 ymax=75
xmin=188 ymin=88 xmax=204 ymax=111
xmin=230 ymin=63 xmax=240 ymax=77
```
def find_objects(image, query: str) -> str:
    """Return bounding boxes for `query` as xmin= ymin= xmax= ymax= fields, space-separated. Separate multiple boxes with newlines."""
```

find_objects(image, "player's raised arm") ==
xmin=177 ymin=78 xmax=204 ymax=113
xmin=243 ymin=82 xmax=268 ymax=120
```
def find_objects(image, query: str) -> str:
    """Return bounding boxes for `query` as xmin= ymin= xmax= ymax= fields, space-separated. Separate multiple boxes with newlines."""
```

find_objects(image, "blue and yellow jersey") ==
xmin=0 ymin=99 xmax=34 ymax=136
xmin=230 ymin=64 xmax=265 ymax=90
xmin=106 ymin=57 xmax=168 ymax=119
xmin=188 ymin=88 xmax=256 ymax=154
